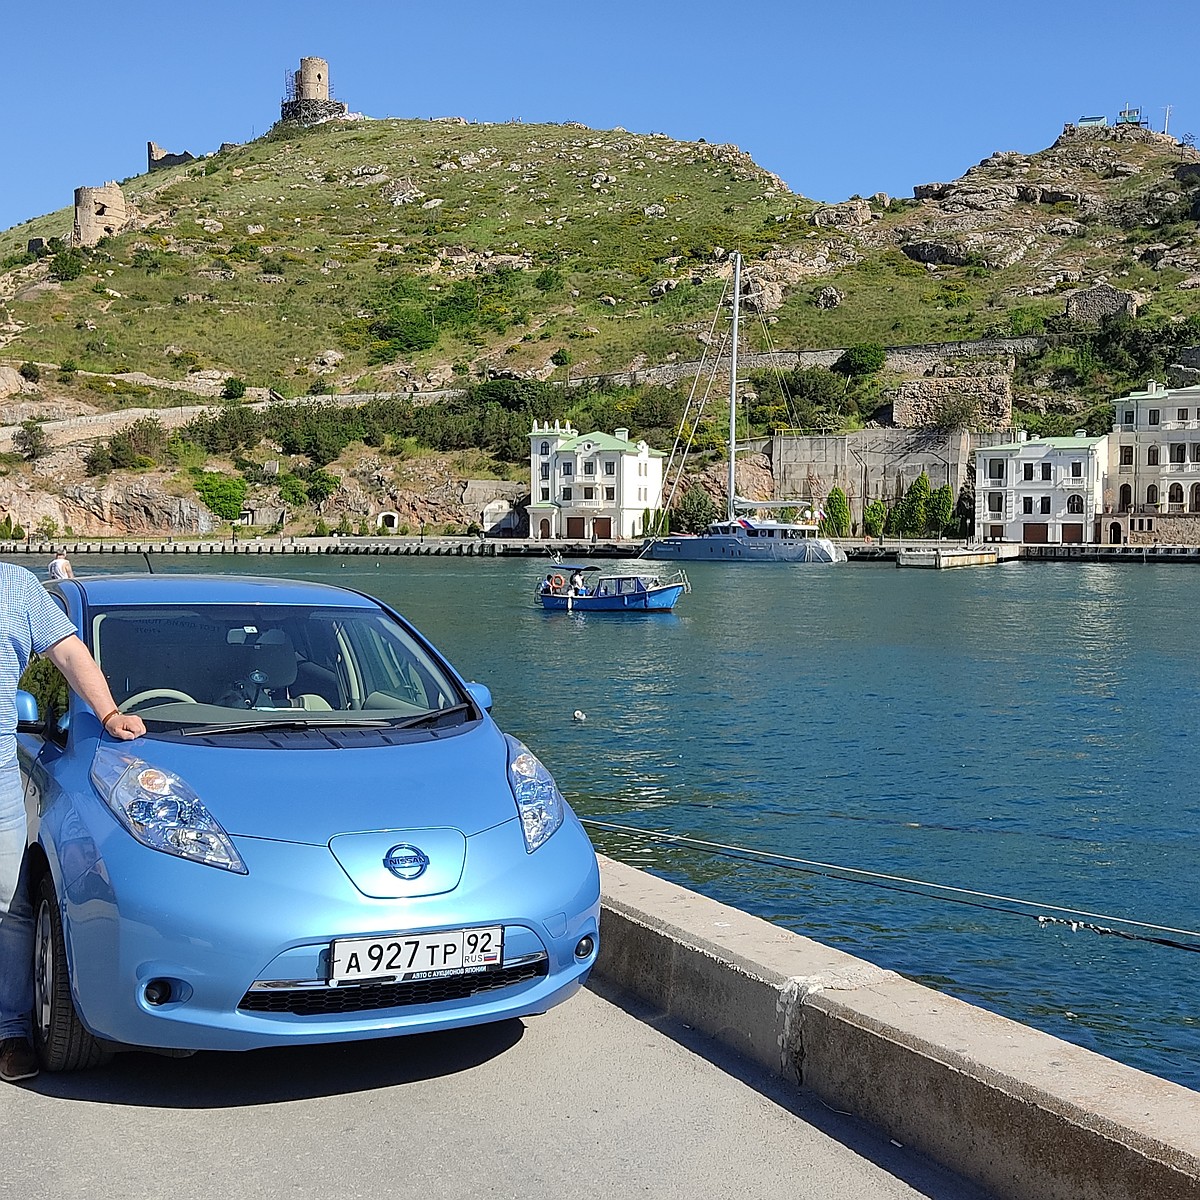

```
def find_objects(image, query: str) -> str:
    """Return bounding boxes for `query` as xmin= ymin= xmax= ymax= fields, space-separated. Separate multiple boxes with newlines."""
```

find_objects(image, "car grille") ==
xmin=238 ymin=960 xmax=549 ymax=1016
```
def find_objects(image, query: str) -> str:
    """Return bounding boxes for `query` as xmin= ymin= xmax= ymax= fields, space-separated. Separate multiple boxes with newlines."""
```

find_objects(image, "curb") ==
xmin=595 ymin=855 xmax=1200 ymax=1200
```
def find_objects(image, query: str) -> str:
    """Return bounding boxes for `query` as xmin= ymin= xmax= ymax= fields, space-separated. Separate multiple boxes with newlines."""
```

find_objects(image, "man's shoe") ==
xmin=0 ymin=1038 xmax=39 ymax=1083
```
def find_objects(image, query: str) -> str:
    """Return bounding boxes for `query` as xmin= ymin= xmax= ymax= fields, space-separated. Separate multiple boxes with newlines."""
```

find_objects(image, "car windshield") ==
xmin=89 ymin=603 xmax=468 ymax=731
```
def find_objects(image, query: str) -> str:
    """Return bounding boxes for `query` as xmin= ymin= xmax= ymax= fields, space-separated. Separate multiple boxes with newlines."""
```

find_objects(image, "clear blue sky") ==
xmin=3 ymin=0 xmax=1197 ymax=231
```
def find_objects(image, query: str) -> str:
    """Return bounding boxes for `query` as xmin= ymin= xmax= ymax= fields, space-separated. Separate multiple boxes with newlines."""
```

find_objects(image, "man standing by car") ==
xmin=0 ymin=561 xmax=144 ymax=1084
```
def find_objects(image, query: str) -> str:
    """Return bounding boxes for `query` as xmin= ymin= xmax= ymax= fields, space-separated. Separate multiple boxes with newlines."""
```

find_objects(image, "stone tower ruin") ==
xmin=279 ymin=56 xmax=348 ymax=125
xmin=72 ymin=182 xmax=128 ymax=247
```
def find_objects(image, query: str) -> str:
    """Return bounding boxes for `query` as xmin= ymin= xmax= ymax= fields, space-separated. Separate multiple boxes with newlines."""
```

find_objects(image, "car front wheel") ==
xmin=33 ymin=874 xmax=111 ymax=1072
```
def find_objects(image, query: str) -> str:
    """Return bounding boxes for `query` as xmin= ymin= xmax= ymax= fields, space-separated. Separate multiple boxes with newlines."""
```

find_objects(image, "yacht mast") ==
xmin=727 ymin=252 xmax=740 ymax=523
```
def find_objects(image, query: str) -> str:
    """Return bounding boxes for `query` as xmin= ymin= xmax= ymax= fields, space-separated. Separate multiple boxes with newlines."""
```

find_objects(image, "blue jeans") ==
xmin=0 ymin=759 xmax=31 ymax=1040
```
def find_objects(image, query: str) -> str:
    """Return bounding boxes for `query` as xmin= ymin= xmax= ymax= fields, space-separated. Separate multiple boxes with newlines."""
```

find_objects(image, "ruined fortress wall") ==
xmin=892 ymin=375 xmax=1013 ymax=432
xmin=599 ymin=337 xmax=1041 ymax=390
xmin=72 ymin=182 xmax=127 ymax=247
xmin=147 ymin=141 xmax=195 ymax=172
xmin=1065 ymin=282 xmax=1138 ymax=324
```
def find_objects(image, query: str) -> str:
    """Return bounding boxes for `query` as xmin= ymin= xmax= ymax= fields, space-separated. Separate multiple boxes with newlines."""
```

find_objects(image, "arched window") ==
xmin=1191 ymin=483 xmax=1200 ymax=513
xmin=539 ymin=441 xmax=550 ymax=456
xmin=1147 ymin=484 xmax=1159 ymax=505
xmin=1169 ymin=483 xmax=1184 ymax=504
xmin=1148 ymin=445 xmax=1160 ymax=465
xmin=1119 ymin=484 xmax=1132 ymax=511
xmin=1067 ymin=494 xmax=1084 ymax=514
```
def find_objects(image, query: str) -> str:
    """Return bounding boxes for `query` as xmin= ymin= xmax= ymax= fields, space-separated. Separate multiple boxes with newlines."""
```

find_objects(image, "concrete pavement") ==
xmin=0 ymin=985 xmax=987 ymax=1200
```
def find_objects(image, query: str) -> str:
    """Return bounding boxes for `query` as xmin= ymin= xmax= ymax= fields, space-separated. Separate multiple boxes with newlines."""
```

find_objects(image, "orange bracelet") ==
xmin=100 ymin=708 xmax=120 ymax=728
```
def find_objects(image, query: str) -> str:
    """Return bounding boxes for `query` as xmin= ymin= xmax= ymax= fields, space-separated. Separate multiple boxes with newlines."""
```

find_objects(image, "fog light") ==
xmin=574 ymin=935 xmax=595 ymax=959
xmin=144 ymin=978 xmax=172 ymax=1006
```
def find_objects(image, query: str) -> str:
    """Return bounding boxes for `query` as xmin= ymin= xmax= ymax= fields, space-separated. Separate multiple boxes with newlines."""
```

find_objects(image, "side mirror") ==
xmin=466 ymin=682 xmax=493 ymax=713
xmin=16 ymin=689 xmax=42 ymax=733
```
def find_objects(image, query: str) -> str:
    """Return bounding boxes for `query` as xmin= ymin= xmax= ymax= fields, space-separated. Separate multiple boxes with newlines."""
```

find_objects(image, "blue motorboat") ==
xmin=535 ymin=565 xmax=689 ymax=612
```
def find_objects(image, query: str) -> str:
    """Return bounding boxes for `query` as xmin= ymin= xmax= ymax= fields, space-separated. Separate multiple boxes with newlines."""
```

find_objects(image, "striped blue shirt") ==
xmin=0 ymin=562 xmax=77 ymax=763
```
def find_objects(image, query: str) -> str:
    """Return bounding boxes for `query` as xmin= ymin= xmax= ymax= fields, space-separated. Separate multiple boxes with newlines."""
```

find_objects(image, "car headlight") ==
xmin=90 ymin=745 xmax=247 ymax=874
xmin=505 ymin=734 xmax=565 ymax=852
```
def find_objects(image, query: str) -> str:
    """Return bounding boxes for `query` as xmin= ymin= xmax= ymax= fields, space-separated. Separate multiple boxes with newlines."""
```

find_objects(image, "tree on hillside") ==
xmin=13 ymin=420 xmax=48 ymax=462
xmin=833 ymin=342 xmax=886 ymax=377
xmin=674 ymin=486 xmax=718 ymax=533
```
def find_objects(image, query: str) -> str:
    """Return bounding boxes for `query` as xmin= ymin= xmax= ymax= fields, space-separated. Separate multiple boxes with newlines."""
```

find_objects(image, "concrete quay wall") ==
xmin=595 ymin=856 xmax=1200 ymax=1200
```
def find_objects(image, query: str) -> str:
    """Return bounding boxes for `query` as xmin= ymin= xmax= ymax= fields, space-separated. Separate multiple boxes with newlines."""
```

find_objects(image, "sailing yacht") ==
xmin=645 ymin=253 xmax=847 ymax=564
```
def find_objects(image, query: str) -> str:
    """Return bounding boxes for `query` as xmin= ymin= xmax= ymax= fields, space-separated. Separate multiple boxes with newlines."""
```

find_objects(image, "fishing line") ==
xmin=582 ymin=818 xmax=1200 ymax=954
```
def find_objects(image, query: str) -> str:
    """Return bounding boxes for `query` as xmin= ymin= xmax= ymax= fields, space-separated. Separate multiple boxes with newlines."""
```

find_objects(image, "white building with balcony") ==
xmin=1107 ymin=380 xmax=1200 ymax=544
xmin=526 ymin=420 xmax=665 ymax=541
xmin=976 ymin=432 xmax=1108 ymax=544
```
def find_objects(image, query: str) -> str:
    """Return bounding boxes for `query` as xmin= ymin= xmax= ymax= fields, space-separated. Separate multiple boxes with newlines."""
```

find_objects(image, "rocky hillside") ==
xmin=3 ymin=118 xmax=1199 ymax=394
xmin=0 ymin=116 xmax=1198 ymax=536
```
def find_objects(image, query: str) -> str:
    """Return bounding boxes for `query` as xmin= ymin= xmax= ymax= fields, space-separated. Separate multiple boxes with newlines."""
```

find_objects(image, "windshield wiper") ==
xmin=184 ymin=718 xmax=392 ymax=736
xmin=389 ymin=703 xmax=474 ymax=730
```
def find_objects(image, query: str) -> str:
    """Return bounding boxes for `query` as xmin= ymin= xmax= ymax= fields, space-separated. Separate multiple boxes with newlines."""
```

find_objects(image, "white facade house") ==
xmin=976 ymin=433 xmax=1108 ymax=544
xmin=526 ymin=420 xmax=665 ymax=541
xmin=1106 ymin=380 xmax=1200 ymax=544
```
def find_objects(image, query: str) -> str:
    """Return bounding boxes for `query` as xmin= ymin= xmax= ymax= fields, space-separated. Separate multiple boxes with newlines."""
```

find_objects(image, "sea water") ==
xmin=17 ymin=552 xmax=1200 ymax=1089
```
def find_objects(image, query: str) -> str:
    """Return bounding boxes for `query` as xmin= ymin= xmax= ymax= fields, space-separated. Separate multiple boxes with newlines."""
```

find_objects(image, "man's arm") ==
xmin=44 ymin=635 xmax=145 ymax=740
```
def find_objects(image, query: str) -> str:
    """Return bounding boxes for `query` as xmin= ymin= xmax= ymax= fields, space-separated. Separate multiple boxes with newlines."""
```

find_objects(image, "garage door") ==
xmin=1022 ymin=523 xmax=1049 ymax=544
xmin=565 ymin=517 xmax=586 ymax=538
xmin=1061 ymin=523 xmax=1084 ymax=544
xmin=593 ymin=517 xmax=612 ymax=539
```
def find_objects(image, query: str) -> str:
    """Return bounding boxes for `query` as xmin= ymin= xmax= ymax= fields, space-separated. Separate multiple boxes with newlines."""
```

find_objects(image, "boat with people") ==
xmin=643 ymin=252 xmax=846 ymax=565
xmin=535 ymin=565 xmax=689 ymax=612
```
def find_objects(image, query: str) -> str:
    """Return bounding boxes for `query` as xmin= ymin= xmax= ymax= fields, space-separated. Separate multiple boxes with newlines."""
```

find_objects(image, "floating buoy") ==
xmin=572 ymin=710 xmax=586 ymax=722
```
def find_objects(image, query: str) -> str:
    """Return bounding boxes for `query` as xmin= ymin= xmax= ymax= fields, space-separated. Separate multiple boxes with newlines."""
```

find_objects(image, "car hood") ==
xmin=99 ymin=721 xmax=520 ymax=845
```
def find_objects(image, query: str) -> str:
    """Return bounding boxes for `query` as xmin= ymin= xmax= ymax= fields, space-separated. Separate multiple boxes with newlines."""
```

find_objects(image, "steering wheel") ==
xmin=119 ymin=688 xmax=197 ymax=712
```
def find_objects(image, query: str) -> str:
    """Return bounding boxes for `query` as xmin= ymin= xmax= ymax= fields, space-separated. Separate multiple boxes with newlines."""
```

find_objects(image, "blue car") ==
xmin=16 ymin=574 xmax=600 ymax=1070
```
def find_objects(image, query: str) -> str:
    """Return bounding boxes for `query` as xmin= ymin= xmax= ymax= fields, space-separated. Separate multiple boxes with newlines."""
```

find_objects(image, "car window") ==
xmin=88 ymin=603 xmax=465 ymax=731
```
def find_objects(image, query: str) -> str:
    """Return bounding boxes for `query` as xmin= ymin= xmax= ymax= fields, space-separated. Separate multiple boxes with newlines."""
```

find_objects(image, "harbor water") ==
xmin=9 ymin=551 xmax=1199 ymax=1090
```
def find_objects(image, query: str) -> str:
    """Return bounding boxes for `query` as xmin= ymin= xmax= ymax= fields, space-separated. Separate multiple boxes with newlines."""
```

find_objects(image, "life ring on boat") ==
xmin=550 ymin=574 xmax=565 ymax=589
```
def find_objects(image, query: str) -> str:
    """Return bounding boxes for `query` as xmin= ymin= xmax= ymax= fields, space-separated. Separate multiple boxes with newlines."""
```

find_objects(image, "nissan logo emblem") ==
xmin=383 ymin=844 xmax=430 ymax=880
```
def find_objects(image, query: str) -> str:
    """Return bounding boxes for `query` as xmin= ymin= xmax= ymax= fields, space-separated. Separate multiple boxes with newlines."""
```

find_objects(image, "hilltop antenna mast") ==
xmin=1164 ymin=104 xmax=1172 ymax=136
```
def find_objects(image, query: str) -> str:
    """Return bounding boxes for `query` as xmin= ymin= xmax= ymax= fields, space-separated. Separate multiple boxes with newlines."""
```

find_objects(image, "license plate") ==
xmin=328 ymin=926 xmax=504 ymax=985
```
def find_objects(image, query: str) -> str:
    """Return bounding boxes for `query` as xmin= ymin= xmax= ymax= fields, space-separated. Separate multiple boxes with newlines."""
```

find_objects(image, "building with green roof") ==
xmin=528 ymin=420 xmax=666 ymax=541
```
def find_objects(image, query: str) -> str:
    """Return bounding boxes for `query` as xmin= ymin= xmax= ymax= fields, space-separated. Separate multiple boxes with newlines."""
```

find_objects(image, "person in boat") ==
xmin=569 ymin=569 xmax=586 ymax=597
xmin=538 ymin=573 xmax=555 ymax=595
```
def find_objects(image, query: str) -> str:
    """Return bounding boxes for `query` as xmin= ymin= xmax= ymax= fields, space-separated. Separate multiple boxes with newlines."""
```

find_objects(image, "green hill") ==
xmin=3 ymin=116 xmax=1198 ymax=400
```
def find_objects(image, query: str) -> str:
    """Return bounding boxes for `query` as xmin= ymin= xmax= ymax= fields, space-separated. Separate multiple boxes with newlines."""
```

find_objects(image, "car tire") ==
xmin=32 ymin=873 xmax=112 ymax=1072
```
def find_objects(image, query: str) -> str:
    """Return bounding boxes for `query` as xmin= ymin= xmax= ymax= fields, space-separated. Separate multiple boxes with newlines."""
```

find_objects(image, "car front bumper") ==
xmin=58 ymin=813 xmax=600 ymax=1052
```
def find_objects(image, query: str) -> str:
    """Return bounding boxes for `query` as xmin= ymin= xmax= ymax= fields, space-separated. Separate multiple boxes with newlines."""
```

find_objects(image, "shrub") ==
xmin=49 ymin=248 xmax=86 ymax=281
xmin=894 ymin=472 xmax=932 ymax=536
xmin=928 ymin=484 xmax=955 ymax=536
xmin=221 ymin=377 xmax=247 ymax=401
xmin=833 ymin=342 xmax=886 ymax=377
xmin=278 ymin=475 xmax=308 ymax=506
xmin=193 ymin=471 xmax=247 ymax=520
xmin=824 ymin=487 xmax=851 ymax=538
xmin=13 ymin=420 xmax=48 ymax=461
xmin=674 ymin=485 xmax=719 ymax=533
xmin=18 ymin=362 xmax=39 ymax=384
xmin=863 ymin=499 xmax=887 ymax=540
